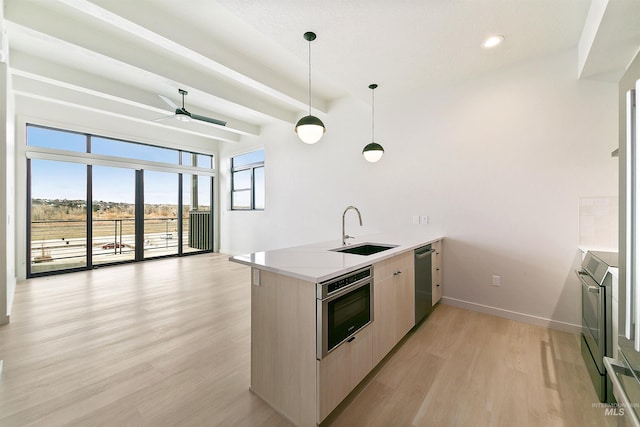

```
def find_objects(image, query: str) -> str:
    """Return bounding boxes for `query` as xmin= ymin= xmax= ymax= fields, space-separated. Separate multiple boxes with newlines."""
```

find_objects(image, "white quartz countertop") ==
xmin=229 ymin=231 xmax=444 ymax=283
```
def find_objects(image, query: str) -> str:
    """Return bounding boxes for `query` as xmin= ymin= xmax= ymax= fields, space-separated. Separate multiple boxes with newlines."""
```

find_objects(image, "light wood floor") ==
xmin=0 ymin=253 xmax=616 ymax=426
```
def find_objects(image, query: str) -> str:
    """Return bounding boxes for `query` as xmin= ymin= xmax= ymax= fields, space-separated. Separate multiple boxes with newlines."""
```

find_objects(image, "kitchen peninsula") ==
xmin=230 ymin=232 xmax=444 ymax=427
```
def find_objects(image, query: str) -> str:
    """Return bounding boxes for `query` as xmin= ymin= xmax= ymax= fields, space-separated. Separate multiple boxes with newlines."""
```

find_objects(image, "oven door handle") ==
xmin=576 ymin=270 xmax=600 ymax=294
xmin=586 ymin=285 xmax=600 ymax=294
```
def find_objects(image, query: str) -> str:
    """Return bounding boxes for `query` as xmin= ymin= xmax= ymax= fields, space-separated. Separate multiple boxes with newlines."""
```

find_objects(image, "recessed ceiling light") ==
xmin=482 ymin=35 xmax=505 ymax=49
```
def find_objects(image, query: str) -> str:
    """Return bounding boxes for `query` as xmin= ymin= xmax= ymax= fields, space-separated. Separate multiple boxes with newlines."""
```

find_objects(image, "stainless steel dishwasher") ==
xmin=415 ymin=245 xmax=435 ymax=324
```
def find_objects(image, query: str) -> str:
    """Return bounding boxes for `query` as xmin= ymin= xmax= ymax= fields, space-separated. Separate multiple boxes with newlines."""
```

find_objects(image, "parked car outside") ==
xmin=102 ymin=242 xmax=126 ymax=250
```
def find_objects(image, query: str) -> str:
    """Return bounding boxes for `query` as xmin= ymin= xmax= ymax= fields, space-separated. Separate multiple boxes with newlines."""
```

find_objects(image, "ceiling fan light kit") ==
xmin=296 ymin=31 xmax=326 ymax=144
xmin=482 ymin=35 xmax=504 ymax=49
xmin=362 ymin=83 xmax=384 ymax=163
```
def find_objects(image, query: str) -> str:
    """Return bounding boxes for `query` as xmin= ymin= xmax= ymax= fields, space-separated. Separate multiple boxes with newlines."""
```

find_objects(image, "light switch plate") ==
xmin=421 ymin=216 xmax=429 ymax=224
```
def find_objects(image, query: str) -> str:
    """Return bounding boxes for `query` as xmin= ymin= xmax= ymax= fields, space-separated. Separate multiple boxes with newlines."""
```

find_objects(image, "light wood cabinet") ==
xmin=251 ymin=269 xmax=374 ymax=426
xmin=372 ymin=268 xmax=397 ymax=366
xmin=249 ymin=242 xmax=440 ymax=426
xmin=250 ymin=269 xmax=317 ymax=427
xmin=372 ymin=251 xmax=415 ymax=366
xmin=432 ymin=240 xmax=443 ymax=305
xmin=317 ymin=324 xmax=373 ymax=422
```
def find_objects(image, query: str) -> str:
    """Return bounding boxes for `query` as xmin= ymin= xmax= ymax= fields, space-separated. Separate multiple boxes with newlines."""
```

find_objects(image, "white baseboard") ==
xmin=441 ymin=296 xmax=582 ymax=334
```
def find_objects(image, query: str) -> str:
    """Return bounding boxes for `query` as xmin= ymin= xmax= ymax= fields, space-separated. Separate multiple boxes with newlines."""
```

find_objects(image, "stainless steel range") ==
xmin=577 ymin=250 xmax=618 ymax=403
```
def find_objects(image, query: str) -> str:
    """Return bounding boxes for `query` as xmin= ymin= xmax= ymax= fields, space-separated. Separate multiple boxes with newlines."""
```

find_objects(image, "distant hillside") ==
xmin=31 ymin=198 xmax=185 ymax=221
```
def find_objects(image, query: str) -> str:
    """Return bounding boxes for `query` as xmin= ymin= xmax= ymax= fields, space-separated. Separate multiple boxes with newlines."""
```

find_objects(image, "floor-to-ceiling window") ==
xmin=91 ymin=166 xmax=136 ymax=266
xmin=183 ymin=173 xmax=213 ymax=254
xmin=26 ymin=124 xmax=215 ymax=277
xmin=29 ymin=159 xmax=88 ymax=274
xmin=143 ymin=170 xmax=179 ymax=258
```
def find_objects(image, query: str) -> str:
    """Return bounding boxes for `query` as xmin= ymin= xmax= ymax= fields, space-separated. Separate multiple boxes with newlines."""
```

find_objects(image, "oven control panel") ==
xmin=317 ymin=266 xmax=372 ymax=299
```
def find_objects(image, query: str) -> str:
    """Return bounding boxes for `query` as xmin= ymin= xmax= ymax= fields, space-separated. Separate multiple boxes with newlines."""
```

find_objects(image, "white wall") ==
xmin=220 ymin=49 xmax=618 ymax=330
xmin=0 ymin=60 xmax=13 ymax=324
xmin=1 ymin=3 xmax=16 ymax=323
xmin=3 ymin=63 xmax=15 ymax=322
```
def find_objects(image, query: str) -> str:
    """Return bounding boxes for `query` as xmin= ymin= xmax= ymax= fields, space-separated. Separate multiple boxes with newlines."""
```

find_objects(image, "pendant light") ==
xmin=362 ymin=84 xmax=384 ymax=162
xmin=295 ymin=31 xmax=325 ymax=144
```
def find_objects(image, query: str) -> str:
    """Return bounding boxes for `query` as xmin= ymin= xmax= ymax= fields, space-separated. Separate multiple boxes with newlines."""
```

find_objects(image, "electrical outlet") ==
xmin=412 ymin=215 xmax=420 ymax=225
xmin=492 ymin=275 xmax=501 ymax=286
xmin=421 ymin=215 xmax=429 ymax=224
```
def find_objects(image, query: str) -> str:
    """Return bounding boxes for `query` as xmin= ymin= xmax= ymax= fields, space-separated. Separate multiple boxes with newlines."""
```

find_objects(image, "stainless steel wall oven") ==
xmin=316 ymin=266 xmax=373 ymax=360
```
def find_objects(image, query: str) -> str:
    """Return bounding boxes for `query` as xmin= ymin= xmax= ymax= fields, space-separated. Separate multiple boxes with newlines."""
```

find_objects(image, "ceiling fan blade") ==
xmin=158 ymin=94 xmax=178 ymax=110
xmin=190 ymin=113 xmax=227 ymax=126
xmin=153 ymin=113 xmax=177 ymax=122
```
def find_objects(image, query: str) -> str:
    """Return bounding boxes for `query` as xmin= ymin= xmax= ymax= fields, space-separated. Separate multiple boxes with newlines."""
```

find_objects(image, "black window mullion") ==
xmin=178 ymin=173 xmax=183 ymax=255
xmin=135 ymin=170 xmax=144 ymax=261
xmin=87 ymin=164 xmax=93 ymax=268
xmin=251 ymin=166 xmax=256 ymax=210
xmin=26 ymin=159 xmax=32 ymax=278
xmin=210 ymin=176 xmax=214 ymax=251
xmin=86 ymin=135 xmax=93 ymax=268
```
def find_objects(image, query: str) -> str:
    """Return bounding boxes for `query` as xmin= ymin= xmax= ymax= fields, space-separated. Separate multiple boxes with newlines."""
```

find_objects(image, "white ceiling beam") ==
xmin=9 ymin=49 xmax=258 ymax=137
xmin=578 ymin=0 xmax=640 ymax=80
xmin=12 ymin=75 xmax=242 ymax=143
xmin=54 ymin=0 xmax=323 ymax=113
xmin=15 ymin=90 xmax=234 ymax=144
xmin=4 ymin=5 xmax=302 ymax=125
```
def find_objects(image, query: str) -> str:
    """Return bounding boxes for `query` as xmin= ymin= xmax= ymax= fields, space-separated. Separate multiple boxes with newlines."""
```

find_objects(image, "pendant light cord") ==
xmin=308 ymin=39 xmax=312 ymax=116
xmin=371 ymin=87 xmax=375 ymax=141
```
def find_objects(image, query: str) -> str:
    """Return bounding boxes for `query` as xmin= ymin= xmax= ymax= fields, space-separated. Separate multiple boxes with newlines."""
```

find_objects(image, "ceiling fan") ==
xmin=157 ymin=89 xmax=227 ymax=126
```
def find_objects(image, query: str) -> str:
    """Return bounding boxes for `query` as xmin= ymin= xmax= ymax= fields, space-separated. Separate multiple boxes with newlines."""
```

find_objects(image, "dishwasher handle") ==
xmin=415 ymin=248 xmax=435 ymax=259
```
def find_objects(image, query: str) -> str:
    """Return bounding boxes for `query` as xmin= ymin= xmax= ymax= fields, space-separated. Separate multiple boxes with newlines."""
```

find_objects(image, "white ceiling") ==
xmin=4 ymin=0 xmax=640 ymax=143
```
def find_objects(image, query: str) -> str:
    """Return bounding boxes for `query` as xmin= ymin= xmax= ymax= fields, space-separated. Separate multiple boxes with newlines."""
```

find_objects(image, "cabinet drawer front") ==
xmin=432 ymin=240 xmax=443 ymax=304
xmin=317 ymin=325 xmax=373 ymax=421
xmin=374 ymin=251 xmax=413 ymax=282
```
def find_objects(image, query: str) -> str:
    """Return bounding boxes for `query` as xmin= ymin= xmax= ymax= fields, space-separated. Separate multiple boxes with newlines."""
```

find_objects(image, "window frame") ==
xmin=25 ymin=123 xmax=217 ymax=278
xmin=230 ymin=150 xmax=264 ymax=211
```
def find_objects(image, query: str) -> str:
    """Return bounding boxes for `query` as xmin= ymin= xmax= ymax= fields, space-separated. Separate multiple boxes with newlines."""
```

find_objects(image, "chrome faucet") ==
xmin=342 ymin=206 xmax=363 ymax=245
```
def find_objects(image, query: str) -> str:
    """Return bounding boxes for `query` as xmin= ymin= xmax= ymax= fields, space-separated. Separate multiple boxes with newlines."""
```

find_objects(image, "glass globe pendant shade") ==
xmin=295 ymin=115 xmax=326 ymax=144
xmin=362 ymin=142 xmax=384 ymax=163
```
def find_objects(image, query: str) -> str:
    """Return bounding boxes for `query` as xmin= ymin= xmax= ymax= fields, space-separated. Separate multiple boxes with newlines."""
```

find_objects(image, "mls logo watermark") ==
xmin=593 ymin=401 xmax=639 ymax=417
xmin=604 ymin=406 xmax=625 ymax=416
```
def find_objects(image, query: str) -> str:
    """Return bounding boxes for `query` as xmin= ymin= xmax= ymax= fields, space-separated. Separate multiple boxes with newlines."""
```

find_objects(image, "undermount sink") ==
xmin=330 ymin=243 xmax=398 ymax=256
